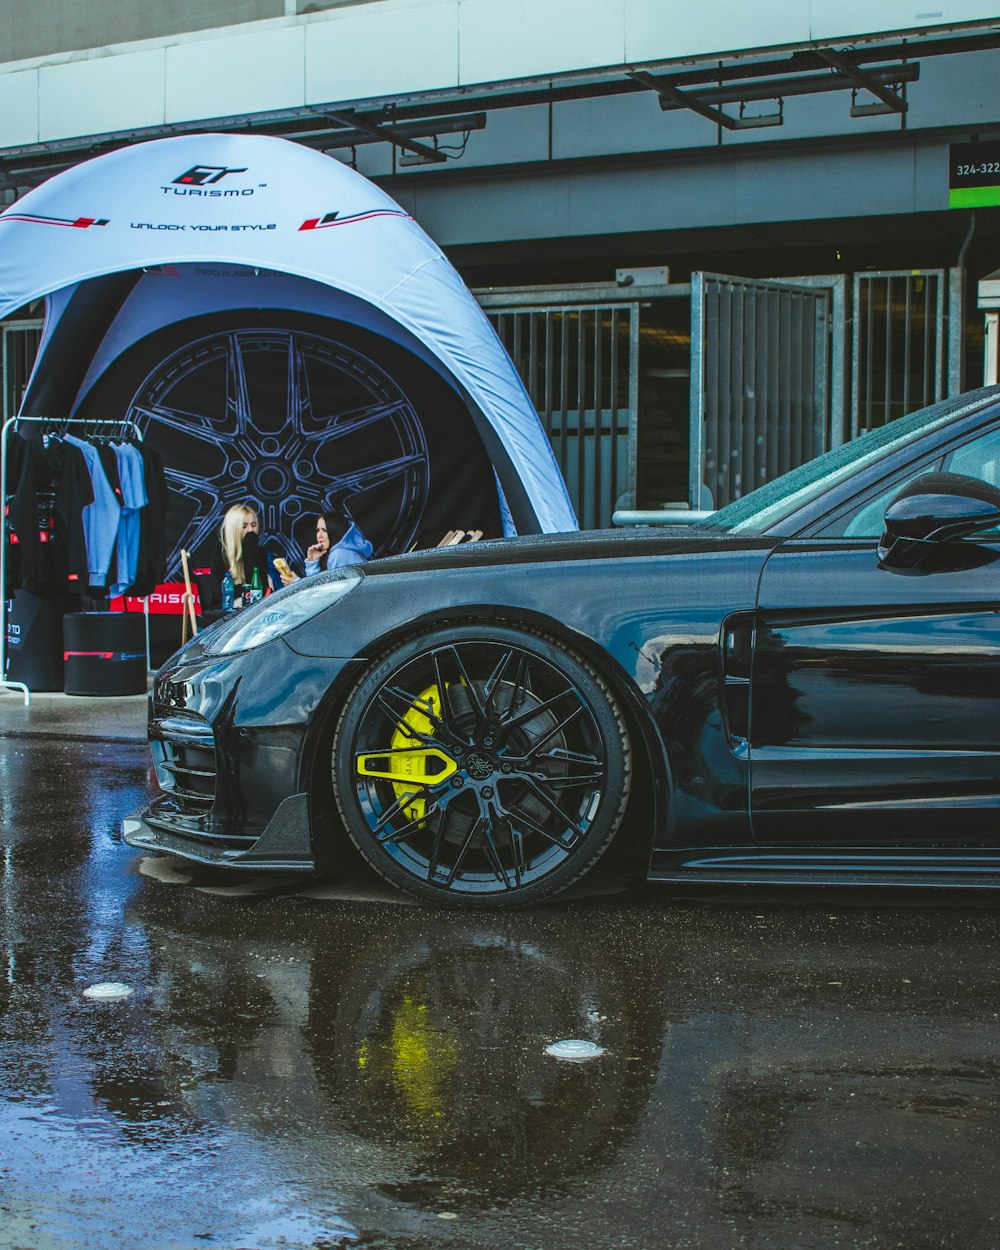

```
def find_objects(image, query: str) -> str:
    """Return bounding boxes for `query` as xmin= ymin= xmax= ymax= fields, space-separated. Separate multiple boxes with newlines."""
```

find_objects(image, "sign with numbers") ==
xmin=949 ymin=140 xmax=1000 ymax=209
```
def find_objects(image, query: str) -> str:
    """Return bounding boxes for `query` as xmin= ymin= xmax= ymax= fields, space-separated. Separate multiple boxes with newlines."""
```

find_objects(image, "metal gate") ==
xmin=689 ymin=273 xmax=843 ymax=511
xmin=481 ymin=302 xmax=639 ymax=529
xmin=2 ymin=319 xmax=43 ymax=424
xmin=851 ymin=269 xmax=946 ymax=435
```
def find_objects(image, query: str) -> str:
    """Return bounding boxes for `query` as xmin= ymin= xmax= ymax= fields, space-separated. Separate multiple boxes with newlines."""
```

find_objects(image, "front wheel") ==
xmin=330 ymin=625 xmax=632 ymax=907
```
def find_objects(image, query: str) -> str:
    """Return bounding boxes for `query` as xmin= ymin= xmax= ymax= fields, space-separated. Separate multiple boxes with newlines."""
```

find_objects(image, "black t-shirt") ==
xmin=202 ymin=533 xmax=270 ymax=609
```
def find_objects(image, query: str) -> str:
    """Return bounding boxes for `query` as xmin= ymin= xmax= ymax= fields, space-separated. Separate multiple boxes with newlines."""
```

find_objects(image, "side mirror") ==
xmin=878 ymin=472 xmax=1000 ymax=568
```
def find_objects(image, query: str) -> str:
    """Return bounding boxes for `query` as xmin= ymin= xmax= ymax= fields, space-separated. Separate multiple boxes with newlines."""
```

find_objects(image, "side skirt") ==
xmin=648 ymin=847 xmax=1000 ymax=888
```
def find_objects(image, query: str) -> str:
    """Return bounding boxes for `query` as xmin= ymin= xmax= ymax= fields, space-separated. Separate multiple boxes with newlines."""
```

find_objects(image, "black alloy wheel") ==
xmin=331 ymin=625 xmax=631 ymax=907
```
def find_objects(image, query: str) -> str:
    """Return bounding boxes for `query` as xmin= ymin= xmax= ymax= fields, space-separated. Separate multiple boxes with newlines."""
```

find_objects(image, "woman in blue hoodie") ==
xmin=303 ymin=508 xmax=373 ymax=575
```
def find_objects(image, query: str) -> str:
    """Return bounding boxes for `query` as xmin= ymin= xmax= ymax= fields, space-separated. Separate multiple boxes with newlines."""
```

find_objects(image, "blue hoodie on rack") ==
xmin=64 ymin=434 xmax=121 ymax=589
xmin=111 ymin=442 xmax=147 ymax=596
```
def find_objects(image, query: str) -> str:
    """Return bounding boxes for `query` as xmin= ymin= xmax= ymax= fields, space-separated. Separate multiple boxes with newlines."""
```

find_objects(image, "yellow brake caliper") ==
xmin=356 ymin=684 xmax=457 ymax=821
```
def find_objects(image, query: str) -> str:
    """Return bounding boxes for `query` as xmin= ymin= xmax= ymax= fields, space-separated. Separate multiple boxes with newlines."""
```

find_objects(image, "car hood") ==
xmin=363 ymin=526 xmax=770 ymax=575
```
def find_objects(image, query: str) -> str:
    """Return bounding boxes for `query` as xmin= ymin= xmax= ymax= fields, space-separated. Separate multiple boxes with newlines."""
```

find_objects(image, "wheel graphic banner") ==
xmin=74 ymin=310 xmax=498 ymax=574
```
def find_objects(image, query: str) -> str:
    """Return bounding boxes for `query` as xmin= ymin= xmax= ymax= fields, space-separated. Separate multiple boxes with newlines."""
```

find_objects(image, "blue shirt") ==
xmin=65 ymin=434 xmax=121 ymax=587
xmin=110 ymin=442 xmax=147 ymax=595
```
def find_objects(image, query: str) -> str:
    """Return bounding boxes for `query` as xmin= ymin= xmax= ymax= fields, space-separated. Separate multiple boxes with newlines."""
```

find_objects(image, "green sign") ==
xmin=949 ymin=140 xmax=1000 ymax=209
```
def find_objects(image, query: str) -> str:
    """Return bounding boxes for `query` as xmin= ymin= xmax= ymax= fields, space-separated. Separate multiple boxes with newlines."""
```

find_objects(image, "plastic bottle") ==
xmin=247 ymin=564 xmax=264 ymax=605
xmin=221 ymin=571 xmax=235 ymax=611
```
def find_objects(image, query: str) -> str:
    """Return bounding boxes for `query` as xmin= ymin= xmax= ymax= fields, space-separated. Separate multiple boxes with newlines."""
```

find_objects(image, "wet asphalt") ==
xmin=1 ymin=731 xmax=1000 ymax=1250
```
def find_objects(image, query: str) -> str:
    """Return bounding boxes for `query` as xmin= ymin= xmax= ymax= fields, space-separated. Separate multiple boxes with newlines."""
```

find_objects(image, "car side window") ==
xmin=942 ymin=425 xmax=1000 ymax=535
xmin=817 ymin=421 xmax=1000 ymax=539
xmin=944 ymin=423 xmax=1000 ymax=486
xmin=838 ymin=469 xmax=926 ymax=538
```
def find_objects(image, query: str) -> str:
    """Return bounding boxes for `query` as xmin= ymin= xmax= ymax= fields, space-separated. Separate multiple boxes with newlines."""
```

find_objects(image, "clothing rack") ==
xmin=1 ymin=414 xmax=148 ymax=706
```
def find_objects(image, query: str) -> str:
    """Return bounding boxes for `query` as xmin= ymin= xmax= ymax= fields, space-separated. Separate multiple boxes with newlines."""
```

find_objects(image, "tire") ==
xmin=330 ymin=624 xmax=632 ymax=908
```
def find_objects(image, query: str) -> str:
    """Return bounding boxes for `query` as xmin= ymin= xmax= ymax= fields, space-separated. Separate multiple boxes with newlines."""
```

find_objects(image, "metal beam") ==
xmin=0 ymin=27 xmax=993 ymax=181
xmin=290 ymin=112 xmax=487 ymax=151
xmin=360 ymin=29 xmax=990 ymax=124
xmin=637 ymin=64 xmax=918 ymax=112
xmin=325 ymin=110 xmax=447 ymax=163
xmin=628 ymin=71 xmax=742 ymax=129
xmin=815 ymin=48 xmax=907 ymax=113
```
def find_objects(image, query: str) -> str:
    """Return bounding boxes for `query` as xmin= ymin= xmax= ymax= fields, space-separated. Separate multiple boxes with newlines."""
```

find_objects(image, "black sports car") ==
xmin=125 ymin=387 xmax=1000 ymax=907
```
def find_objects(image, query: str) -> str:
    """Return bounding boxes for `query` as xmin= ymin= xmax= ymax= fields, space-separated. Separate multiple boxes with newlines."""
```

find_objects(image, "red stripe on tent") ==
xmin=299 ymin=210 xmax=411 ymax=231
xmin=64 ymin=651 xmax=114 ymax=660
xmin=0 ymin=213 xmax=108 ymax=228
xmin=1 ymin=214 xmax=77 ymax=227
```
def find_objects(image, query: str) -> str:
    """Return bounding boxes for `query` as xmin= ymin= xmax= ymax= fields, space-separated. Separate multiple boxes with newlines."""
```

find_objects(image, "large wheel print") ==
xmin=331 ymin=626 xmax=632 ymax=907
xmin=126 ymin=326 xmax=430 ymax=578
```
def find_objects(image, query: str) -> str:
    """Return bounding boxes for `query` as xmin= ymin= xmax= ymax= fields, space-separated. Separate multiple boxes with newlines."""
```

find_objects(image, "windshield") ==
xmin=698 ymin=389 xmax=999 ymax=534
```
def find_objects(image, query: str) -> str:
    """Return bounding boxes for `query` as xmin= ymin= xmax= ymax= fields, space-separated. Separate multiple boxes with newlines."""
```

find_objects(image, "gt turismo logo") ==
xmin=173 ymin=165 xmax=248 ymax=186
xmin=163 ymin=165 xmax=257 ymax=197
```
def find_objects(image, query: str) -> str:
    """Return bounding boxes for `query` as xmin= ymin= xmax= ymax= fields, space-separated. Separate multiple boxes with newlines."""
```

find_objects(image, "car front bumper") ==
xmin=123 ymin=630 xmax=360 ymax=870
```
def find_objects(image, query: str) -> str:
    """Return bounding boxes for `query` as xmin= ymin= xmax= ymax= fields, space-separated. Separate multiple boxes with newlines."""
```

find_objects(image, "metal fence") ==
xmin=690 ymin=274 xmax=836 ymax=510
xmin=485 ymin=304 xmax=639 ymax=529
xmin=2 ymin=320 xmax=43 ymax=424
xmin=851 ymin=269 xmax=946 ymax=435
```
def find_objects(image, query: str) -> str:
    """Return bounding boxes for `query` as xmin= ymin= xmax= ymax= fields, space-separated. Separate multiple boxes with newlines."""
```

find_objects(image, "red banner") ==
xmin=109 ymin=582 xmax=202 ymax=615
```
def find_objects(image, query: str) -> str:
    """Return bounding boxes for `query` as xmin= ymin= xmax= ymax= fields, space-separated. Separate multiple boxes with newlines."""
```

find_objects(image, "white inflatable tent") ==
xmin=0 ymin=134 xmax=576 ymax=537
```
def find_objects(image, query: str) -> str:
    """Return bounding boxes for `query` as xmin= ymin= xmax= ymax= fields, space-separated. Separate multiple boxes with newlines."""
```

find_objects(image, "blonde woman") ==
xmin=206 ymin=503 xmax=289 ymax=607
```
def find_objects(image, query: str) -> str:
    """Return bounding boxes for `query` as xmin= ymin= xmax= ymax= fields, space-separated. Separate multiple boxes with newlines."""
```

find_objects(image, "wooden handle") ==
xmin=179 ymin=549 xmax=198 ymax=637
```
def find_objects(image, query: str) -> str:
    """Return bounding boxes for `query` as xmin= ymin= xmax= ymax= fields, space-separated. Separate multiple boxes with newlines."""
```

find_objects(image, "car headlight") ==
xmin=203 ymin=567 xmax=362 ymax=656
